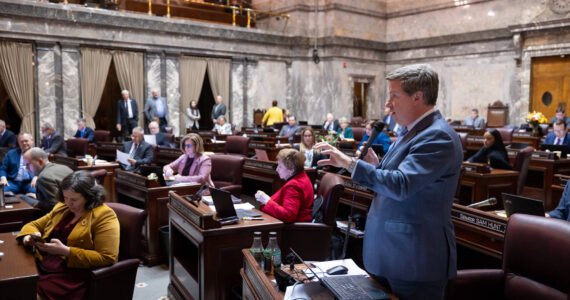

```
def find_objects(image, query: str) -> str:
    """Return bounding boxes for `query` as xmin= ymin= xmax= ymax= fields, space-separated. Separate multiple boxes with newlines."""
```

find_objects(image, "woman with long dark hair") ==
xmin=467 ymin=129 xmax=513 ymax=170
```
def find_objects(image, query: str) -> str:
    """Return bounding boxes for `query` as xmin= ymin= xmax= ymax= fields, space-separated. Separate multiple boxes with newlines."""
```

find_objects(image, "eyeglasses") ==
xmin=303 ymin=135 xmax=313 ymax=137
xmin=554 ymin=130 xmax=565 ymax=134
xmin=184 ymin=144 xmax=193 ymax=148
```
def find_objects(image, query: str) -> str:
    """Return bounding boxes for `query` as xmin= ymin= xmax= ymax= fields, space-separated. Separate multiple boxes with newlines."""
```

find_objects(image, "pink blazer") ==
xmin=164 ymin=154 xmax=215 ymax=187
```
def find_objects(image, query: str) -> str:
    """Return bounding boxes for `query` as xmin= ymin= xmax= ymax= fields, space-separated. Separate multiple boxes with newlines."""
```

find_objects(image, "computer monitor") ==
xmin=540 ymin=144 xmax=568 ymax=157
xmin=139 ymin=165 xmax=167 ymax=186
xmin=502 ymin=193 xmax=545 ymax=218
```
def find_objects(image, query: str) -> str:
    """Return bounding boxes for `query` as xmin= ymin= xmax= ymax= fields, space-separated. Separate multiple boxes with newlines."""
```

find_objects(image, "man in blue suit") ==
xmin=543 ymin=120 xmax=570 ymax=152
xmin=73 ymin=118 xmax=95 ymax=143
xmin=316 ymin=64 xmax=462 ymax=300
xmin=0 ymin=132 xmax=36 ymax=195
xmin=0 ymin=119 xmax=17 ymax=149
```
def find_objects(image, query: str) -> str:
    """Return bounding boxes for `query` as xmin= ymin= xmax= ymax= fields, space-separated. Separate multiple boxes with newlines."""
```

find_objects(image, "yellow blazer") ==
xmin=17 ymin=202 xmax=120 ymax=269
xmin=261 ymin=106 xmax=284 ymax=126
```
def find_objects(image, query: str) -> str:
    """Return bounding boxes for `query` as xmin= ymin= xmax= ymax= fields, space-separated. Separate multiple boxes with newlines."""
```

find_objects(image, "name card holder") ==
xmin=462 ymin=162 xmax=491 ymax=174
xmin=531 ymin=151 xmax=557 ymax=160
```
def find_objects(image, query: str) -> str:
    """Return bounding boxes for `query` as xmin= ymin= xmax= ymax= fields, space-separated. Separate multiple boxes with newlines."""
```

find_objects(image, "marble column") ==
xmin=230 ymin=58 xmax=244 ymax=129
xmin=62 ymin=46 xmax=81 ymax=138
xmin=37 ymin=44 xmax=56 ymax=134
xmin=145 ymin=53 xmax=161 ymax=129
xmin=166 ymin=55 xmax=180 ymax=136
xmin=245 ymin=60 xmax=258 ymax=127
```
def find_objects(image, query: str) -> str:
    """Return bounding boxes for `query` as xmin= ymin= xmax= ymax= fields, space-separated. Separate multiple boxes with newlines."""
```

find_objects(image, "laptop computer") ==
xmin=540 ymin=144 xmax=568 ymax=157
xmin=209 ymin=187 xmax=261 ymax=219
xmin=289 ymin=248 xmax=389 ymax=300
xmin=502 ymin=193 xmax=545 ymax=218
xmin=139 ymin=165 xmax=168 ymax=186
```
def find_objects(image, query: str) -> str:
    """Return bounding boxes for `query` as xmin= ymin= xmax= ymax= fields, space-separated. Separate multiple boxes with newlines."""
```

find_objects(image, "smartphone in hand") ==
xmin=30 ymin=235 xmax=46 ymax=243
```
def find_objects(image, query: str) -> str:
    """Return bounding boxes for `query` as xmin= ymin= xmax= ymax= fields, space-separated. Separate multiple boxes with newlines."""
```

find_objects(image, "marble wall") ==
xmin=62 ymin=48 xmax=80 ymax=138
xmin=246 ymin=60 xmax=288 ymax=126
xmin=37 ymin=47 xmax=56 ymax=134
xmin=230 ymin=61 xmax=245 ymax=128
xmin=145 ymin=54 xmax=162 ymax=128
xmin=166 ymin=57 xmax=180 ymax=136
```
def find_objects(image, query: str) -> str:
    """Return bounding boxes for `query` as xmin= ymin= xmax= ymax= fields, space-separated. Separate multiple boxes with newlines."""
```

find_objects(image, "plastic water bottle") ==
xmin=213 ymin=135 xmax=217 ymax=143
xmin=277 ymin=139 xmax=281 ymax=147
xmin=250 ymin=232 xmax=264 ymax=270
xmin=263 ymin=232 xmax=281 ymax=275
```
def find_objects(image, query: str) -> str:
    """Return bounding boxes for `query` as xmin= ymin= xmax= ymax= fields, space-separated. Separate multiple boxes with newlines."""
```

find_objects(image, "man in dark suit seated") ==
xmin=22 ymin=147 xmax=73 ymax=212
xmin=322 ymin=113 xmax=340 ymax=132
xmin=549 ymin=107 xmax=570 ymax=128
xmin=148 ymin=121 xmax=171 ymax=147
xmin=73 ymin=118 xmax=95 ymax=143
xmin=40 ymin=123 xmax=67 ymax=156
xmin=116 ymin=89 xmax=139 ymax=140
xmin=0 ymin=119 xmax=17 ymax=149
xmin=119 ymin=127 xmax=153 ymax=173
xmin=543 ymin=120 xmax=570 ymax=152
xmin=0 ymin=132 xmax=36 ymax=195
xmin=548 ymin=180 xmax=570 ymax=221
xmin=278 ymin=115 xmax=301 ymax=143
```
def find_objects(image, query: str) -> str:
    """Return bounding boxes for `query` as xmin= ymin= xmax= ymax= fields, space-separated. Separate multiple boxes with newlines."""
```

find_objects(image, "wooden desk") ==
xmin=167 ymin=192 xmax=283 ymax=300
xmin=248 ymin=138 xmax=290 ymax=161
xmin=95 ymin=142 xmax=123 ymax=161
xmin=459 ymin=168 xmax=519 ymax=208
xmin=203 ymin=140 xmax=226 ymax=153
xmin=114 ymin=170 xmax=200 ymax=266
xmin=451 ymin=204 xmax=507 ymax=259
xmin=53 ymin=155 xmax=119 ymax=203
xmin=451 ymin=125 xmax=485 ymax=136
xmin=0 ymin=232 xmax=38 ymax=300
xmin=512 ymin=132 xmax=541 ymax=149
xmin=506 ymin=151 xmax=570 ymax=211
xmin=0 ymin=197 xmax=36 ymax=233
xmin=154 ymin=146 xmax=183 ymax=166
xmin=551 ymin=174 xmax=569 ymax=210
xmin=242 ymin=158 xmax=317 ymax=196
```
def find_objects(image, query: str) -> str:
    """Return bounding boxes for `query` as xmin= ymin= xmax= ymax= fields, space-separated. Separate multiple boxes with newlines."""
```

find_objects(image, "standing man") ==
xmin=464 ymin=108 xmax=486 ymax=129
xmin=382 ymin=107 xmax=397 ymax=133
xmin=148 ymin=121 xmax=171 ymax=147
xmin=0 ymin=132 xmax=36 ymax=195
xmin=211 ymin=95 xmax=227 ymax=125
xmin=278 ymin=115 xmax=301 ymax=144
xmin=119 ymin=127 xmax=153 ymax=173
xmin=116 ymin=89 xmax=139 ymax=140
xmin=0 ymin=119 xmax=17 ymax=149
xmin=73 ymin=118 xmax=95 ymax=143
xmin=144 ymin=89 xmax=170 ymax=132
xmin=315 ymin=64 xmax=462 ymax=299
xmin=261 ymin=100 xmax=284 ymax=127
xmin=22 ymin=147 xmax=73 ymax=212
xmin=40 ymin=123 xmax=67 ymax=156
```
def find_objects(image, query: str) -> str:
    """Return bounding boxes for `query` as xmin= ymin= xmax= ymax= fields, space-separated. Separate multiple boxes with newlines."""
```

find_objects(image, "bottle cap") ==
xmin=254 ymin=231 xmax=262 ymax=236
xmin=269 ymin=231 xmax=277 ymax=236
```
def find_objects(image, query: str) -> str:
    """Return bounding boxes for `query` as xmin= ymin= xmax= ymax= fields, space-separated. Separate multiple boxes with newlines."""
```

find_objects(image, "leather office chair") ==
xmin=94 ymin=130 xmax=111 ymax=142
xmin=66 ymin=138 xmax=89 ymax=157
xmin=350 ymin=116 xmax=364 ymax=127
xmin=224 ymin=135 xmax=249 ymax=157
xmin=351 ymin=127 xmax=366 ymax=143
xmin=495 ymin=127 xmax=514 ymax=146
xmin=85 ymin=202 xmax=146 ymax=300
xmin=513 ymin=146 xmax=533 ymax=195
xmin=445 ymin=214 xmax=570 ymax=300
xmin=210 ymin=154 xmax=244 ymax=197
xmin=458 ymin=132 xmax=468 ymax=159
xmin=280 ymin=172 xmax=344 ymax=261
xmin=90 ymin=169 xmax=110 ymax=186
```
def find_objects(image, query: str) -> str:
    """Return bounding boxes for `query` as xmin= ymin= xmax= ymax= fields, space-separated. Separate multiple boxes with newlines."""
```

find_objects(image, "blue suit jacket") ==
xmin=549 ymin=180 xmax=570 ymax=221
xmin=74 ymin=127 xmax=96 ymax=143
xmin=543 ymin=132 xmax=570 ymax=151
xmin=352 ymin=110 xmax=462 ymax=281
xmin=0 ymin=148 xmax=32 ymax=181
xmin=0 ymin=129 xmax=17 ymax=148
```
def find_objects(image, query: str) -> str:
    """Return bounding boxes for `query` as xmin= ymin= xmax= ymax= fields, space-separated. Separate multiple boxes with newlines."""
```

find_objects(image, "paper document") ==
xmin=208 ymin=202 xmax=255 ymax=212
xmin=304 ymin=259 xmax=369 ymax=278
xmin=144 ymin=134 xmax=157 ymax=146
xmin=284 ymin=281 xmax=333 ymax=300
xmin=336 ymin=221 xmax=364 ymax=237
xmin=116 ymin=150 xmax=130 ymax=166
xmin=202 ymin=195 xmax=242 ymax=206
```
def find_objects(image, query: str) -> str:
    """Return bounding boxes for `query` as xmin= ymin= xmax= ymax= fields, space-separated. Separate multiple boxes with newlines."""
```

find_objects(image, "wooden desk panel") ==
xmin=114 ymin=170 xmax=200 ymax=266
xmin=512 ymin=132 xmax=541 ymax=149
xmin=0 ymin=197 xmax=36 ymax=233
xmin=0 ymin=232 xmax=38 ymax=300
xmin=95 ymin=142 xmax=123 ymax=161
xmin=167 ymin=193 xmax=283 ymax=300
xmin=460 ymin=169 xmax=519 ymax=209
xmin=155 ymin=146 xmax=183 ymax=166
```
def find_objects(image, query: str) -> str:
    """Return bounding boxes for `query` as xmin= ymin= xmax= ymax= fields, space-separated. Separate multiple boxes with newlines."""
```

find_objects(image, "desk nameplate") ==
xmin=115 ymin=169 xmax=148 ymax=187
xmin=451 ymin=208 xmax=506 ymax=234
xmin=244 ymin=159 xmax=277 ymax=170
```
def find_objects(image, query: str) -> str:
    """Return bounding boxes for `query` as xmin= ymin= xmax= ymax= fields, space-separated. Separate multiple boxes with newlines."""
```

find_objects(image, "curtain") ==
xmin=0 ymin=41 xmax=34 ymax=133
xmin=113 ymin=50 xmax=144 ymax=127
xmin=180 ymin=56 xmax=207 ymax=131
xmin=207 ymin=58 xmax=230 ymax=119
xmin=80 ymin=48 xmax=112 ymax=129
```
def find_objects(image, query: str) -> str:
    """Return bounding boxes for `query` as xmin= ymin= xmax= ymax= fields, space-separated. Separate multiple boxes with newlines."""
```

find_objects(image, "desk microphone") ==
xmin=467 ymin=197 xmax=497 ymax=208
xmin=359 ymin=121 xmax=386 ymax=159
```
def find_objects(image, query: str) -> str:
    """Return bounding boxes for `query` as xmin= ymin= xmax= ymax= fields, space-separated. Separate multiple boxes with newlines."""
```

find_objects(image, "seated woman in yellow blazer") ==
xmin=17 ymin=171 xmax=120 ymax=300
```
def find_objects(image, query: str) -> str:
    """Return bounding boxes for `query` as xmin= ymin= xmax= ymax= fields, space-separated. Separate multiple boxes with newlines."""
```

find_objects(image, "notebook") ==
xmin=209 ymin=187 xmax=261 ymax=219
xmin=289 ymin=248 xmax=389 ymax=300
xmin=502 ymin=193 xmax=545 ymax=218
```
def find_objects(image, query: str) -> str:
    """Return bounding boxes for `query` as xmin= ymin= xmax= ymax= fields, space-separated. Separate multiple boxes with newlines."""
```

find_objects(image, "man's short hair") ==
xmin=26 ymin=147 xmax=48 ymax=161
xmin=0 ymin=119 xmax=5 ymax=127
xmin=386 ymin=64 xmax=439 ymax=106
xmin=272 ymin=100 xmax=278 ymax=106
xmin=41 ymin=123 xmax=54 ymax=131
xmin=217 ymin=116 xmax=226 ymax=122
xmin=338 ymin=117 xmax=348 ymax=124
xmin=289 ymin=115 xmax=296 ymax=121
xmin=132 ymin=127 xmax=144 ymax=135
xmin=77 ymin=118 xmax=86 ymax=124
xmin=471 ymin=108 xmax=479 ymax=114
xmin=554 ymin=120 xmax=567 ymax=129
xmin=18 ymin=132 xmax=33 ymax=140
xmin=556 ymin=107 xmax=566 ymax=114
xmin=148 ymin=121 xmax=159 ymax=128
xmin=121 ymin=90 xmax=130 ymax=95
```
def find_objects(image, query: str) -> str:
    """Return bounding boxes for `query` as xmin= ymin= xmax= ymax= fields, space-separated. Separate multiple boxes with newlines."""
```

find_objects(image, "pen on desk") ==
xmin=242 ymin=217 xmax=264 ymax=221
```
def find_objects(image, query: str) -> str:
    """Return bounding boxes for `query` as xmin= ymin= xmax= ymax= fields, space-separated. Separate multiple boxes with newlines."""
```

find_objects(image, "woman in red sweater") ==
xmin=255 ymin=148 xmax=314 ymax=223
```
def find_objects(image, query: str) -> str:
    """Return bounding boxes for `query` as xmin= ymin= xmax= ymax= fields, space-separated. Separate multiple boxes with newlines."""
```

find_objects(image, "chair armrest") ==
xmin=90 ymin=258 xmax=140 ymax=280
xmin=445 ymin=269 xmax=504 ymax=300
xmin=87 ymin=259 xmax=140 ymax=300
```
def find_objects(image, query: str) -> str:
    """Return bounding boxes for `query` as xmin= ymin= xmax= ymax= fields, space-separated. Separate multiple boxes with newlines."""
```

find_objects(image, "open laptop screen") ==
xmin=502 ymin=193 xmax=545 ymax=218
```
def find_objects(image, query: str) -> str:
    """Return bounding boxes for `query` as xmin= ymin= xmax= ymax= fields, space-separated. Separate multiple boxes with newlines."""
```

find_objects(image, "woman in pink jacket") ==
xmin=163 ymin=133 xmax=214 ymax=187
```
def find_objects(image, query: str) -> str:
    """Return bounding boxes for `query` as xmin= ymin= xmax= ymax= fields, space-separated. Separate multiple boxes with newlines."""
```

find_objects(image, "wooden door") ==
xmin=531 ymin=56 xmax=570 ymax=118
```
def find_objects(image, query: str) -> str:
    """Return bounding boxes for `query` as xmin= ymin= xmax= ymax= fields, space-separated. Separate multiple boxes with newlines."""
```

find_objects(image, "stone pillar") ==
xmin=37 ymin=43 xmax=57 ymax=135
xmin=61 ymin=44 xmax=81 ymax=138
xmin=165 ymin=54 xmax=180 ymax=136
xmin=230 ymin=57 xmax=245 ymax=129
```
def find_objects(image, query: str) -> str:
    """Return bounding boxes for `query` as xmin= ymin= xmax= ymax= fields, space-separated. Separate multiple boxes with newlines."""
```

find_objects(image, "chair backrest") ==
xmin=66 ymin=138 xmax=89 ymax=157
xmin=502 ymin=214 xmax=570 ymax=299
xmin=316 ymin=173 xmax=345 ymax=226
xmin=90 ymin=169 xmax=108 ymax=185
xmin=350 ymin=116 xmax=364 ymax=127
xmin=210 ymin=154 xmax=244 ymax=187
xmin=513 ymin=146 xmax=533 ymax=195
xmin=351 ymin=127 xmax=366 ymax=142
xmin=495 ymin=127 xmax=514 ymax=145
xmin=487 ymin=100 xmax=509 ymax=128
xmin=224 ymin=136 xmax=249 ymax=157
xmin=105 ymin=202 xmax=147 ymax=260
xmin=94 ymin=130 xmax=111 ymax=142
xmin=458 ymin=132 xmax=468 ymax=157
xmin=254 ymin=149 xmax=269 ymax=161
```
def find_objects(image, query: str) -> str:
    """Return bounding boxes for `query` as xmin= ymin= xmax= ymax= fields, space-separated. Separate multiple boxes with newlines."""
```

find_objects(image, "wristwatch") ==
xmin=348 ymin=157 xmax=358 ymax=174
